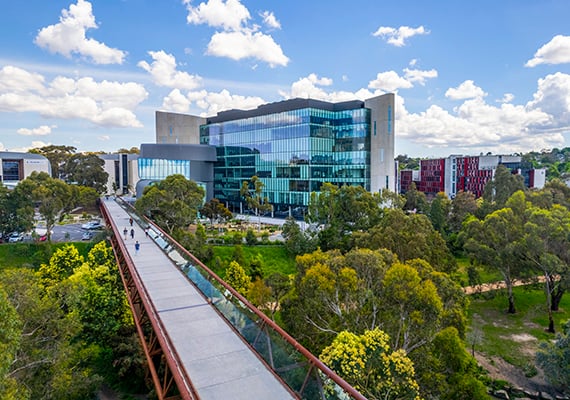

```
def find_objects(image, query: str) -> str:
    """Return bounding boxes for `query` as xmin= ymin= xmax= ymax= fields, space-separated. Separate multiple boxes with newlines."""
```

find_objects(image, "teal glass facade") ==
xmin=200 ymin=104 xmax=371 ymax=213
xmin=138 ymin=158 xmax=191 ymax=180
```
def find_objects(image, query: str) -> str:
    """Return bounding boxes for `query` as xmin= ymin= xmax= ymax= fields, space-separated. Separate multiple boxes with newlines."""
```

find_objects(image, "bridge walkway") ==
xmin=102 ymin=198 xmax=296 ymax=400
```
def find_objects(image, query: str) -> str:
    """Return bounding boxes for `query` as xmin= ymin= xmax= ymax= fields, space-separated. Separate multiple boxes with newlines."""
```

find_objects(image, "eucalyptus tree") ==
xmin=135 ymin=174 xmax=205 ymax=235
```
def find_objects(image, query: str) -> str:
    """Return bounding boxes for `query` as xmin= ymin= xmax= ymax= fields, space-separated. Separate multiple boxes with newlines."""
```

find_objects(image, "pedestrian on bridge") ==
xmin=130 ymin=228 xmax=135 ymax=239
xmin=135 ymin=241 xmax=140 ymax=255
xmin=123 ymin=227 xmax=128 ymax=240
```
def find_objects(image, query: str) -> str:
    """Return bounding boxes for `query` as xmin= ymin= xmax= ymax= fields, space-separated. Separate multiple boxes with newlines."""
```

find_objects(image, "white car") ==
xmin=81 ymin=221 xmax=103 ymax=230
xmin=8 ymin=232 xmax=24 ymax=243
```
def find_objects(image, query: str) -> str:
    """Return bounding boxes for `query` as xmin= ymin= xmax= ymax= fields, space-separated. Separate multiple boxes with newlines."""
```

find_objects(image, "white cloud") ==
xmin=527 ymin=72 xmax=570 ymax=128
xmin=261 ymin=11 xmax=281 ymax=29
xmin=445 ymin=80 xmax=487 ymax=100
xmin=497 ymin=93 xmax=515 ymax=103
xmin=98 ymin=135 xmax=110 ymax=141
xmin=0 ymin=65 xmax=147 ymax=128
xmin=17 ymin=125 xmax=56 ymax=136
xmin=372 ymin=25 xmax=429 ymax=47
xmin=279 ymin=74 xmax=379 ymax=103
xmin=526 ymin=35 xmax=570 ymax=67
xmin=0 ymin=66 xmax=45 ymax=93
xmin=161 ymin=88 xmax=265 ymax=115
xmin=34 ymin=0 xmax=126 ymax=65
xmin=11 ymin=141 xmax=52 ymax=153
xmin=184 ymin=0 xmax=288 ymax=67
xmin=403 ymin=68 xmax=438 ymax=85
xmin=138 ymin=51 xmax=202 ymax=89
xmin=369 ymin=71 xmax=413 ymax=91
xmin=206 ymin=31 xmax=289 ymax=67
xmin=184 ymin=0 xmax=250 ymax=31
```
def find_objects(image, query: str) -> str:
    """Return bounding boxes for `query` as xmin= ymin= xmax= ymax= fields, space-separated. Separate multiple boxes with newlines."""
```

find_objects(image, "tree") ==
xmin=200 ymin=198 xmax=232 ymax=228
xmin=0 ymin=184 xmax=34 ymax=237
xmin=224 ymin=261 xmax=251 ymax=296
xmin=14 ymin=172 xmax=73 ymax=241
xmin=265 ymin=272 xmax=291 ymax=321
xmin=37 ymin=244 xmax=85 ymax=288
xmin=403 ymin=182 xmax=428 ymax=214
xmin=357 ymin=208 xmax=457 ymax=273
xmin=62 ymin=153 xmax=109 ymax=193
xmin=0 ymin=287 xmax=23 ymax=400
xmin=481 ymin=164 xmax=525 ymax=212
xmin=135 ymin=174 xmax=205 ymax=235
xmin=536 ymin=320 xmax=570 ymax=392
xmin=281 ymin=216 xmax=317 ymax=256
xmin=448 ymin=191 xmax=478 ymax=233
xmin=320 ymin=329 xmax=421 ymax=400
xmin=463 ymin=192 xmax=528 ymax=314
xmin=428 ymin=192 xmax=451 ymax=234
xmin=240 ymin=176 xmax=272 ymax=229
xmin=29 ymin=145 xmax=76 ymax=179
xmin=522 ymin=203 xmax=570 ymax=332
xmin=381 ymin=263 xmax=443 ymax=352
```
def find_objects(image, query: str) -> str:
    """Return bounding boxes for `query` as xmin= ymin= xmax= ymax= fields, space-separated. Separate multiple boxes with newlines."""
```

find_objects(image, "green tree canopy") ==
xmin=29 ymin=145 xmax=77 ymax=179
xmin=224 ymin=260 xmax=251 ymax=296
xmin=62 ymin=153 xmax=109 ymax=193
xmin=135 ymin=174 xmax=205 ymax=234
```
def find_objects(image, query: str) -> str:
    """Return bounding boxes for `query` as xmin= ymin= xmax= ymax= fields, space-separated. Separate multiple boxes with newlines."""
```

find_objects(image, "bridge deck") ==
xmin=102 ymin=199 xmax=295 ymax=400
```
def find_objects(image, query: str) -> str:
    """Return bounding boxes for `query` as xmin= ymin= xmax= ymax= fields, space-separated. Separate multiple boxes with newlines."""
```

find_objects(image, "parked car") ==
xmin=8 ymin=232 xmax=24 ymax=243
xmin=81 ymin=221 xmax=103 ymax=230
xmin=81 ymin=231 xmax=94 ymax=241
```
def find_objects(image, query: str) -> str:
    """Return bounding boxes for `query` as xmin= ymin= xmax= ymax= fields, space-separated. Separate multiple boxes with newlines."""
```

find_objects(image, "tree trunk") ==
xmin=551 ymin=286 xmax=565 ymax=312
xmin=507 ymin=280 xmax=516 ymax=314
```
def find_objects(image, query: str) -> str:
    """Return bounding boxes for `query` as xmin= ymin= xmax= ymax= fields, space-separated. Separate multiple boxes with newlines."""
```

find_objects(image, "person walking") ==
xmin=134 ymin=241 xmax=140 ymax=255
xmin=123 ymin=227 xmax=128 ymax=240
xmin=129 ymin=218 xmax=133 ymax=226
xmin=130 ymin=228 xmax=135 ymax=239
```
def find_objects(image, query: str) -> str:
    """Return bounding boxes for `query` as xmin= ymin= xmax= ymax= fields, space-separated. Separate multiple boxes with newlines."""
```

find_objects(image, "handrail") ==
xmin=116 ymin=197 xmax=367 ymax=400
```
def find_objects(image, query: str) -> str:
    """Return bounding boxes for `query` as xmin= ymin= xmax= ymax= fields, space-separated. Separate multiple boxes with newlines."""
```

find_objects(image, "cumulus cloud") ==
xmin=445 ymin=80 xmax=487 ymax=100
xmin=161 ymin=88 xmax=265 ymax=115
xmin=206 ymin=31 xmax=289 ymax=67
xmin=138 ymin=50 xmax=202 ymax=89
xmin=185 ymin=0 xmax=250 ymax=31
xmin=261 ymin=11 xmax=281 ymax=29
xmin=98 ymin=135 xmax=110 ymax=141
xmin=404 ymin=68 xmax=438 ymax=86
xmin=527 ymin=72 xmax=570 ymax=128
xmin=17 ymin=125 xmax=56 ymax=136
xmin=369 ymin=71 xmax=414 ymax=91
xmin=0 ymin=66 xmax=45 ymax=93
xmin=372 ymin=25 xmax=429 ymax=47
xmin=0 ymin=65 xmax=147 ymax=128
xmin=526 ymin=35 xmax=570 ymax=67
xmin=278 ymin=74 xmax=379 ymax=103
xmin=184 ymin=0 xmax=288 ymax=67
xmin=497 ymin=93 xmax=515 ymax=103
xmin=34 ymin=0 xmax=126 ymax=64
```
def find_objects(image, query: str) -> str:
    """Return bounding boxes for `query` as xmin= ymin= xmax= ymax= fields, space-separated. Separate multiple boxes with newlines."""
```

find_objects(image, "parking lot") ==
xmin=1 ymin=222 xmax=107 ymax=243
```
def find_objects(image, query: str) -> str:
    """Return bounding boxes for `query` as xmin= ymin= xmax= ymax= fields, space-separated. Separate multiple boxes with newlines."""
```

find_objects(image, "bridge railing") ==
xmin=116 ymin=198 xmax=367 ymax=400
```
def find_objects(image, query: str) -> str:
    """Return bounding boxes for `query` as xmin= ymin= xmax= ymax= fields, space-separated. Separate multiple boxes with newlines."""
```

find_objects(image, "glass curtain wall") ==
xmin=200 ymin=107 xmax=370 ymax=214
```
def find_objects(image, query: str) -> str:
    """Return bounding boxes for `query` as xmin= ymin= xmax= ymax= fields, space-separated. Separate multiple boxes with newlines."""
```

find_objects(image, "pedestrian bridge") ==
xmin=100 ymin=198 xmax=366 ymax=400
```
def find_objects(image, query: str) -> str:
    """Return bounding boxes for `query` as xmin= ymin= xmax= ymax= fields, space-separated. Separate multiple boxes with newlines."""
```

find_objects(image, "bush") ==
xmin=245 ymin=229 xmax=257 ymax=246
xmin=232 ymin=231 xmax=244 ymax=245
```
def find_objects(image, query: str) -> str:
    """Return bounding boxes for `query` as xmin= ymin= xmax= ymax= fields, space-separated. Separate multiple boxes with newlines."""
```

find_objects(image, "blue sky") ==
xmin=1 ymin=0 xmax=570 ymax=158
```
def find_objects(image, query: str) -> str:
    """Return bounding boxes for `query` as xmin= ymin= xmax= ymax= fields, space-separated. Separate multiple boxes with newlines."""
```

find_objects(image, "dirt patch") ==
xmin=474 ymin=351 xmax=551 ymax=394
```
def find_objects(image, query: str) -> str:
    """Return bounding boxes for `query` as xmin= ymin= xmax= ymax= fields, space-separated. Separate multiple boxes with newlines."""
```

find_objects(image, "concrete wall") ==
xmin=365 ymin=93 xmax=396 ymax=193
xmin=155 ymin=111 xmax=205 ymax=145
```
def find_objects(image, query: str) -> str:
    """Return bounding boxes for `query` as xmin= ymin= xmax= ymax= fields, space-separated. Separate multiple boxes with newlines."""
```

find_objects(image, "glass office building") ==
xmin=199 ymin=98 xmax=379 ymax=214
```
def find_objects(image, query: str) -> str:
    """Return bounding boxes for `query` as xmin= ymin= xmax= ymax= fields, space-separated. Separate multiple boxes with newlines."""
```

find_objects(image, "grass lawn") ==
xmin=208 ymin=244 xmax=296 ymax=278
xmin=467 ymin=285 xmax=570 ymax=376
xmin=0 ymin=241 xmax=97 ymax=270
